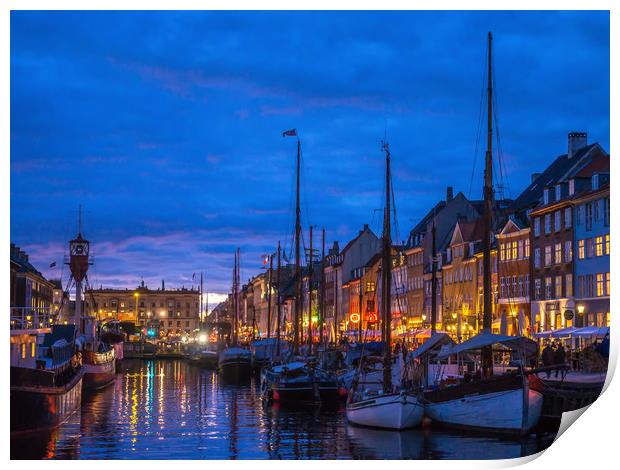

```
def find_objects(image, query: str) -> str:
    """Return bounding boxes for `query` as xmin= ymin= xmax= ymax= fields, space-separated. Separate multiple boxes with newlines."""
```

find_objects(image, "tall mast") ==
xmin=276 ymin=241 xmax=282 ymax=356
xmin=482 ymin=31 xmax=494 ymax=377
xmin=200 ymin=272 xmax=203 ymax=328
xmin=431 ymin=215 xmax=437 ymax=335
xmin=358 ymin=247 xmax=363 ymax=344
xmin=294 ymin=138 xmax=301 ymax=354
xmin=381 ymin=141 xmax=393 ymax=392
xmin=267 ymin=254 xmax=273 ymax=339
xmin=308 ymin=225 xmax=313 ymax=345
xmin=320 ymin=228 xmax=326 ymax=347
xmin=233 ymin=250 xmax=237 ymax=346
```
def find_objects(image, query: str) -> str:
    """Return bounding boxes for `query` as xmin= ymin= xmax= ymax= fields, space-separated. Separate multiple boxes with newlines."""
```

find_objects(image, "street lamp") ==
xmin=577 ymin=304 xmax=585 ymax=327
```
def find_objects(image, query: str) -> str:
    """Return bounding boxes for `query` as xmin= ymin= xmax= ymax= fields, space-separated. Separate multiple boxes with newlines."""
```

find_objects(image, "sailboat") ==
xmin=421 ymin=32 xmax=543 ymax=435
xmin=218 ymin=248 xmax=252 ymax=383
xmin=346 ymin=141 xmax=424 ymax=430
xmin=260 ymin=130 xmax=341 ymax=404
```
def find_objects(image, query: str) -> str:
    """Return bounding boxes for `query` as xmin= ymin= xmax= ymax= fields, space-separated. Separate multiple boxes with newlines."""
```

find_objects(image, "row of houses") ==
xmin=216 ymin=132 xmax=610 ymax=342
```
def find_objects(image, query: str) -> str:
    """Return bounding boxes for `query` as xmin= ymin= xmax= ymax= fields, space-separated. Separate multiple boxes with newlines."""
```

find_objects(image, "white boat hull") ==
xmin=425 ymin=388 xmax=543 ymax=434
xmin=346 ymin=392 xmax=424 ymax=430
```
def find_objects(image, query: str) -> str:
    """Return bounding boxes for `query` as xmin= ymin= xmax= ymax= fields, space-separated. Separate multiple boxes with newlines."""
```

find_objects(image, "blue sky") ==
xmin=10 ymin=11 xmax=610 ymax=304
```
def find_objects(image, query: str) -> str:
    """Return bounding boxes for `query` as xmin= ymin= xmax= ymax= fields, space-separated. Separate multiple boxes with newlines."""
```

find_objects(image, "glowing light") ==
xmin=349 ymin=313 xmax=360 ymax=324
xmin=577 ymin=304 xmax=585 ymax=315
xmin=198 ymin=333 xmax=208 ymax=344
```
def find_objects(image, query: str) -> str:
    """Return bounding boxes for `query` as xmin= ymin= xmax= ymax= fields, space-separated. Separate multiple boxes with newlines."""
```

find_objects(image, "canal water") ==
xmin=11 ymin=359 xmax=556 ymax=460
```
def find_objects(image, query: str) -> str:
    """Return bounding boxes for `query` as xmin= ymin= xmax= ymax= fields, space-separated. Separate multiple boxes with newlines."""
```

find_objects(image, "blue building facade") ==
xmin=573 ymin=175 xmax=610 ymax=327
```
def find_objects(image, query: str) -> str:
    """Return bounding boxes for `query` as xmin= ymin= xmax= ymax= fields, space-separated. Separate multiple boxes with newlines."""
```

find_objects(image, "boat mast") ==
xmin=481 ymin=31 xmax=494 ymax=378
xmin=358 ymin=245 xmax=363 ymax=344
xmin=320 ymin=228 xmax=326 ymax=347
xmin=232 ymin=250 xmax=237 ymax=346
xmin=200 ymin=271 xmax=203 ymax=328
xmin=294 ymin=137 xmax=302 ymax=355
xmin=381 ymin=141 xmax=393 ymax=392
xmin=308 ymin=225 xmax=313 ymax=345
xmin=431 ymin=215 xmax=437 ymax=335
xmin=267 ymin=253 xmax=273 ymax=339
xmin=276 ymin=241 xmax=282 ymax=356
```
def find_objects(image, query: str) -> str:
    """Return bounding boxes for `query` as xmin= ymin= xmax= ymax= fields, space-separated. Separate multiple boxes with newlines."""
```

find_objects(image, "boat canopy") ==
xmin=437 ymin=331 xmax=538 ymax=359
xmin=410 ymin=333 xmax=455 ymax=360
xmin=271 ymin=361 xmax=306 ymax=374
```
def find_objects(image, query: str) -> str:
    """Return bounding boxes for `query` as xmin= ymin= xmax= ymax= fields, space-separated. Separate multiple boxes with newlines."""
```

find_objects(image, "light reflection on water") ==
xmin=11 ymin=359 xmax=555 ymax=460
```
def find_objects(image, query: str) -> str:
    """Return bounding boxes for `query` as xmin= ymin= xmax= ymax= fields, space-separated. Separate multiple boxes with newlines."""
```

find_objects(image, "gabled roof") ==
xmin=513 ymin=143 xmax=606 ymax=211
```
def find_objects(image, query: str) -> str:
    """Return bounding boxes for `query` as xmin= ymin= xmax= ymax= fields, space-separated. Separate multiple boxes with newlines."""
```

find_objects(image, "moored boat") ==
xmin=81 ymin=345 xmax=116 ymax=391
xmin=218 ymin=347 xmax=252 ymax=383
xmin=10 ymin=324 xmax=84 ymax=434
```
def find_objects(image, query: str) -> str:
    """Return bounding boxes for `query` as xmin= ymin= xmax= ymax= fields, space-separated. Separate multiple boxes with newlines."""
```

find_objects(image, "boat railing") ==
xmin=10 ymin=307 xmax=56 ymax=331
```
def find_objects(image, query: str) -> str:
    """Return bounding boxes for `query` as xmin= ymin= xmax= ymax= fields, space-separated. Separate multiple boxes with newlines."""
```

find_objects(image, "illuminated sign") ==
xmin=349 ymin=313 xmax=360 ymax=324
xmin=146 ymin=329 xmax=156 ymax=337
xmin=366 ymin=313 xmax=377 ymax=322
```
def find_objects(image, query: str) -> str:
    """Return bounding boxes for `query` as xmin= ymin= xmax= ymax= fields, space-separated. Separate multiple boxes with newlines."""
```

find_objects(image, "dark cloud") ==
xmin=10 ymin=11 xmax=610 ymax=298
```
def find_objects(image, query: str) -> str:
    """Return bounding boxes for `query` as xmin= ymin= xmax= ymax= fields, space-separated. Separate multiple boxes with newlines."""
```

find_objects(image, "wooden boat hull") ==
xmin=219 ymin=360 xmax=251 ymax=383
xmin=424 ymin=377 xmax=543 ymax=435
xmin=82 ymin=350 xmax=116 ymax=391
xmin=347 ymin=392 xmax=424 ymax=430
xmin=189 ymin=352 xmax=219 ymax=369
xmin=10 ymin=370 xmax=83 ymax=434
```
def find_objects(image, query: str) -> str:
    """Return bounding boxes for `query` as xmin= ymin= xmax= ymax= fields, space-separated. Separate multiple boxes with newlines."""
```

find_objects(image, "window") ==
xmin=545 ymin=246 xmax=552 ymax=266
xmin=595 ymin=236 xmax=603 ymax=256
xmin=592 ymin=174 xmax=600 ymax=190
xmin=554 ymin=211 xmax=561 ymax=232
xmin=586 ymin=203 xmax=593 ymax=231
xmin=555 ymin=184 xmax=562 ymax=201
xmin=525 ymin=274 xmax=530 ymax=297
xmin=605 ymin=234 xmax=610 ymax=255
xmin=545 ymin=277 xmax=552 ymax=299
xmin=606 ymin=273 xmax=610 ymax=296
xmin=555 ymin=243 xmax=562 ymax=264
xmin=565 ymin=274 xmax=573 ymax=298
xmin=565 ymin=241 xmax=572 ymax=263
xmin=512 ymin=241 xmax=518 ymax=260
xmin=500 ymin=277 xmax=505 ymax=298
xmin=604 ymin=197 xmax=610 ymax=227
xmin=576 ymin=206 xmax=583 ymax=225
xmin=569 ymin=179 xmax=575 ymax=196
xmin=564 ymin=207 xmax=572 ymax=228
xmin=545 ymin=214 xmax=551 ymax=234
xmin=500 ymin=243 xmax=505 ymax=261
xmin=518 ymin=240 xmax=523 ymax=259
xmin=578 ymin=240 xmax=585 ymax=259
xmin=594 ymin=199 xmax=601 ymax=221
xmin=534 ymin=278 xmax=541 ymax=300
xmin=525 ymin=238 xmax=530 ymax=258
xmin=555 ymin=275 xmax=563 ymax=298
xmin=596 ymin=273 xmax=604 ymax=297
xmin=512 ymin=276 xmax=517 ymax=297
xmin=534 ymin=218 xmax=541 ymax=237
xmin=518 ymin=276 xmax=523 ymax=297
xmin=534 ymin=248 xmax=541 ymax=268
xmin=543 ymin=189 xmax=550 ymax=205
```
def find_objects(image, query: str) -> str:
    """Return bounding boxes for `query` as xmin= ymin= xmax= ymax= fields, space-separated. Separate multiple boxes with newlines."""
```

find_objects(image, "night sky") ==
xmin=10 ymin=11 xmax=609 ymax=307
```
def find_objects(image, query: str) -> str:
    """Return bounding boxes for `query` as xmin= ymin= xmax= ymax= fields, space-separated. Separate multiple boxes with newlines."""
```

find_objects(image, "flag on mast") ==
xmin=282 ymin=128 xmax=297 ymax=137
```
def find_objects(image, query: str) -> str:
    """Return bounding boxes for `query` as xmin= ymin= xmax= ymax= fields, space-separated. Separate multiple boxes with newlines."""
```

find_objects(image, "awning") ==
xmin=533 ymin=326 xmax=578 ymax=339
xmin=572 ymin=326 xmax=610 ymax=338
xmin=437 ymin=330 xmax=538 ymax=359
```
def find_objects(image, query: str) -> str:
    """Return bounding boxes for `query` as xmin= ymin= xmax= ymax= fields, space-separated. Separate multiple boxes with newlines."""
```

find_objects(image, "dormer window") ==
xmin=555 ymin=184 xmax=562 ymax=201
xmin=569 ymin=179 xmax=575 ymax=196
xmin=543 ymin=188 xmax=550 ymax=205
xmin=593 ymin=174 xmax=600 ymax=190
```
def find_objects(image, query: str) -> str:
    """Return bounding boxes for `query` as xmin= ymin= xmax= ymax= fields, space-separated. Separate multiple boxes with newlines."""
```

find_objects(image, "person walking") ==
xmin=554 ymin=342 xmax=567 ymax=378
xmin=541 ymin=341 xmax=555 ymax=378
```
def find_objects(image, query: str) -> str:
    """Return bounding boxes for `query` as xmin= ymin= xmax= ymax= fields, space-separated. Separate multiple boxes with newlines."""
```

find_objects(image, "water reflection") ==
xmin=11 ymin=359 xmax=556 ymax=460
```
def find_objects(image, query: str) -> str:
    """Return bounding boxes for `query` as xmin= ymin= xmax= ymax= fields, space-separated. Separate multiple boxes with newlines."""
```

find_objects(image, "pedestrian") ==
xmin=554 ymin=342 xmax=566 ymax=378
xmin=541 ymin=341 xmax=555 ymax=378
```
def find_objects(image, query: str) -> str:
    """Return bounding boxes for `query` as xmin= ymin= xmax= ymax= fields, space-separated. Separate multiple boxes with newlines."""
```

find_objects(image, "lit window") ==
xmin=565 ymin=274 xmax=573 ymax=298
xmin=596 ymin=273 xmax=604 ymax=297
xmin=500 ymin=243 xmax=505 ymax=261
xmin=554 ymin=243 xmax=562 ymax=264
xmin=606 ymin=273 xmax=610 ymax=296
xmin=545 ymin=246 xmax=552 ymax=266
xmin=595 ymin=236 xmax=603 ymax=257
xmin=555 ymin=275 xmax=562 ymax=298
xmin=525 ymin=239 xmax=530 ymax=258
xmin=512 ymin=241 xmax=517 ymax=260
xmin=545 ymin=277 xmax=552 ymax=300
xmin=578 ymin=240 xmax=585 ymax=259
xmin=605 ymin=234 xmax=610 ymax=255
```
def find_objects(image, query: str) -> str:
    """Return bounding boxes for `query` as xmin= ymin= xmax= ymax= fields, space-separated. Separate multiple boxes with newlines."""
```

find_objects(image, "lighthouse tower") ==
xmin=69 ymin=216 xmax=93 ymax=339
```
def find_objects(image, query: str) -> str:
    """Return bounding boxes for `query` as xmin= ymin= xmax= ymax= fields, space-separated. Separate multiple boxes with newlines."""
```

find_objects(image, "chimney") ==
xmin=531 ymin=173 xmax=541 ymax=184
xmin=568 ymin=132 xmax=588 ymax=159
xmin=446 ymin=186 xmax=454 ymax=201
xmin=363 ymin=223 xmax=369 ymax=231
xmin=161 ymin=279 xmax=165 ymax=291
xmin=332 ymin=241 xmax=340 ymax=255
